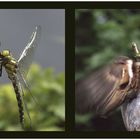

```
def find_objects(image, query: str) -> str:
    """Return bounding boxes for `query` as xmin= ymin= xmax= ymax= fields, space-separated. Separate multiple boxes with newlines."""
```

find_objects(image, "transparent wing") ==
xmin=18 ymin=25 xmax=41 ymax=77
xmin=17 ymin=69 xmax=39 ymax=106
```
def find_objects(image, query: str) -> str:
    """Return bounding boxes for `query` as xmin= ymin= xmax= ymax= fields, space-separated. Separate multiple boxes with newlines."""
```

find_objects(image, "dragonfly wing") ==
xmin=18 ymin=26 xmax=41 ymax=77
xmin=17 ymin=68 xmax=39 ymax=106
xmin=76 ymin=56 xmax=134 ymax=116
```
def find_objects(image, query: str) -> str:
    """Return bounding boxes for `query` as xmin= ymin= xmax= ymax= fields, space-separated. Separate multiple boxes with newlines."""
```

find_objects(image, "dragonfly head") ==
xmin=0 ymin=50 xmax=10 ymax=57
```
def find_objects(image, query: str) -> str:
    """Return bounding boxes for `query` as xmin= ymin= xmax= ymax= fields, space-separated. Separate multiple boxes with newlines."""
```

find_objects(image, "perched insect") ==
xmin=0 ymin=26 xmax=41 ymax=129
xmin=76 ymin=42 xmax=140 ymax=131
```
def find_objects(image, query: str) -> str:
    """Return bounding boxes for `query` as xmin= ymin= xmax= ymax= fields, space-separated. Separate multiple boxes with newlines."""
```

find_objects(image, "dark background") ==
xmin=75 ymin=9 xmax=140 ymax=131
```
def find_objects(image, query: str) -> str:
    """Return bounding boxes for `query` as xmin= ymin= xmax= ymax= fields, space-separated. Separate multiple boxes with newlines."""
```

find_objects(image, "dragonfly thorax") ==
xmin=0 ymin=50 xmax=18 ymax=79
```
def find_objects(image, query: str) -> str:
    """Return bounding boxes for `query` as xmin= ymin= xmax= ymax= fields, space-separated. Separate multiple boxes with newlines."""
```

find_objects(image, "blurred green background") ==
xmin=0 ymin=64 xmax=65 ymax=131
xmin=75 ymin=9 xmax=140 ymax=131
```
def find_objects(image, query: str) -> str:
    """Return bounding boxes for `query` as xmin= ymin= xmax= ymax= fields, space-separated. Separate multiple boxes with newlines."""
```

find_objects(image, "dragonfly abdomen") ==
xmin=2 ymin=55 xmax=25 ymax=128
xmin=12 ymin=77 xmax=24 ymax=128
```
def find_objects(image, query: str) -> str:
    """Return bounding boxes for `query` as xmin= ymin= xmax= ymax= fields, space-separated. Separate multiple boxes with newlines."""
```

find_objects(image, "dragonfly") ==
xmin=76 ymin=42 xmax=140 ymax=131
xmin=0 ymin=26 xmax=41 ymax=129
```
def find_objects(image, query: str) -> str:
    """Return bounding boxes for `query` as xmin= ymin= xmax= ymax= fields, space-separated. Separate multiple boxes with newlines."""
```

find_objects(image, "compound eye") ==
xmin=2 ymin=50 xmax=10 ymax=56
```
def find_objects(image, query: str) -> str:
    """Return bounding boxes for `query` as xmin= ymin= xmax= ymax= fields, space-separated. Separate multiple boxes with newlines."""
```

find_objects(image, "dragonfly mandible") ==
xmin=0 ymin=26 xmax=41 ymax=129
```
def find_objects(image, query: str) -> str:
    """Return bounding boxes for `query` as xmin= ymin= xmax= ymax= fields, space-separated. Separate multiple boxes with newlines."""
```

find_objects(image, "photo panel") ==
xmin=75 ymin=9 xmax=140 ymax=132
xmin=0 ymin=9 xmax=65 ymax=132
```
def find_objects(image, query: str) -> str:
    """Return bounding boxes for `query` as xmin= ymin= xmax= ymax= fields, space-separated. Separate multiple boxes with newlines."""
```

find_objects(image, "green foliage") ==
xmin=0 ymin=64 xmax=65 ymax=131
xmin=76 ymin=10 xmax=140 ymax=76
xmin=75 ymin=9 xmax=140 ymax=130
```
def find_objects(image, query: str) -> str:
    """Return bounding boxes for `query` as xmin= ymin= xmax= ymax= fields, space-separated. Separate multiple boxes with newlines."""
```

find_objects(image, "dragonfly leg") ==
xmin=0 ymin=64 xmax=3 ymax=77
